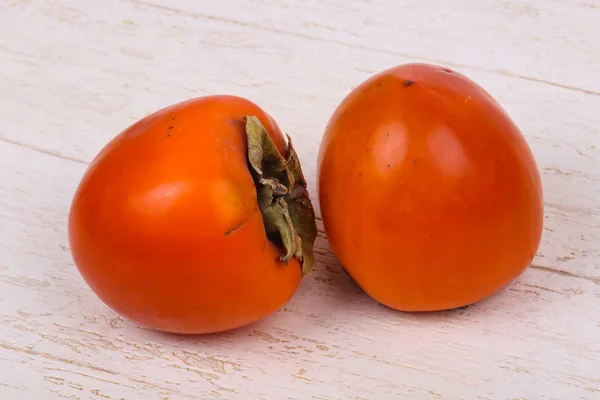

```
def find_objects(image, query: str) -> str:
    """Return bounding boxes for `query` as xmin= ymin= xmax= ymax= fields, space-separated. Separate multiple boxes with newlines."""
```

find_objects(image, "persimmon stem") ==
xmin=244 ymin=115 xmax=317 ymax=275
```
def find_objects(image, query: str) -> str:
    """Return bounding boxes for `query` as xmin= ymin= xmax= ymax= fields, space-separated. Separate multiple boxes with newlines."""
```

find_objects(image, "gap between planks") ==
xmin=130 ymin=0 xmax=600 ymax=97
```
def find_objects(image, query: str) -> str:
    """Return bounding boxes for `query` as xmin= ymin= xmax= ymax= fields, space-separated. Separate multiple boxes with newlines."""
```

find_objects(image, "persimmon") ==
xmin=68 ymin=95 xmax=317 ymax=334
xmin=317 ymin=63 xmax=543 ymax=311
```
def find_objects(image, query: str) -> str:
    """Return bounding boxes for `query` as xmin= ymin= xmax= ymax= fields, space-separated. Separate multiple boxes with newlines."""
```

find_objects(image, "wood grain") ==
xmin=0 ymin=0 xmax=598 ymax=399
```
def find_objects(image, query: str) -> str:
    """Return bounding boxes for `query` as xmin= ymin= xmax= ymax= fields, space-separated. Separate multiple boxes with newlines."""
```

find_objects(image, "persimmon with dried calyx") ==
xmin=317 ymin=63 xmax=543 ymax=312
xmin=68 ymin=95 xmax=317 ymax=334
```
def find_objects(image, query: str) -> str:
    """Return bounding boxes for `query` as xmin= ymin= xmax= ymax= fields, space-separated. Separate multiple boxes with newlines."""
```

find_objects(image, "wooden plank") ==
xmin=0 ymin=0 xmax=598 ymax=399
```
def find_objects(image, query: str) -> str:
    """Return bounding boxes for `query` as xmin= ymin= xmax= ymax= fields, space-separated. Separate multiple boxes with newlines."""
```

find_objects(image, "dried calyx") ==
xmin=244 ymin=115 xmax=317 ymax=275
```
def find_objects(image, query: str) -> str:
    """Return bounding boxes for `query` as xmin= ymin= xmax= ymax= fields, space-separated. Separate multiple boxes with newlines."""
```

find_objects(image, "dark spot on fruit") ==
xmin=359 ymin=172 xmax=362 ymax=177
xmin=412 ymin=159 xmax=417 ymax=164
xmin=404 ymin=80 xmax=414 ymax=87
xmin=442 ymin=68 xmax=453 ymax=73
xmin=224 ymin=223 xmax=245 ymax=236
xmin=387 ymin=164 xmax=391 ymax=168
xmin=168 ymin=126 xmax=174 ymax=130
xmin=228 ymin=118 xmax=244 ymax=127
xmin=376 ymin=81 xmax=382 ymax=88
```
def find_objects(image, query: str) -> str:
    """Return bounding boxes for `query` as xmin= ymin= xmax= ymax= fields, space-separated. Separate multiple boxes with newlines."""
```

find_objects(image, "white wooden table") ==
xmin=1 ymin=1 xmax=599 ymax=399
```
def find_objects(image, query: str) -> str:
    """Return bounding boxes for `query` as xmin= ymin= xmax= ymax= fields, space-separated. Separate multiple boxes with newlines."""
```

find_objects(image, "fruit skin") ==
xmin=69 ymin=95 xmax=308 ymax=334
xmin=317 ymin=63 xmax=544 ymax=312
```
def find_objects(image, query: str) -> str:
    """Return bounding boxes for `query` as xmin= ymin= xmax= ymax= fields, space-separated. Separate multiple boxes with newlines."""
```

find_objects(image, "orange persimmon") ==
xmin=318 ymin=63 xmax=543 ymax=311
xmin=69 ymin=95 xmax=316 ymax=333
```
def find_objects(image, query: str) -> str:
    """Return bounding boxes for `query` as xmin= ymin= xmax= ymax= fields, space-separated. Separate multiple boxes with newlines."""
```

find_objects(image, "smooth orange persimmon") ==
xmin=318 ymin=63 xmax=543 ymax=311
xmin=68 ymin=95 xmax=317 ymax=334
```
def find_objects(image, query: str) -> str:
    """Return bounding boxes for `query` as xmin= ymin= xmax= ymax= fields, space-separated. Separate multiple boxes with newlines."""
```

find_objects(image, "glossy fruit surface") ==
xmin=317 ymin=63 xmax=543 ymax=311
xmin=69 ymin=95 xmax=316 ymax=333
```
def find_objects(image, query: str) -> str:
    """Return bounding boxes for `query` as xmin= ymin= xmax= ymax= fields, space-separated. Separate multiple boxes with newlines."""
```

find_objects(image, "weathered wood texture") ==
xmin=1 ymin=1 xmax=598 ymax=399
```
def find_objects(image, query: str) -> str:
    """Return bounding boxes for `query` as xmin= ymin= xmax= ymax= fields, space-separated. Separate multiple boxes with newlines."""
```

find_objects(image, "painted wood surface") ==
xmin=0 ymin=1 xmax=599 ymax=399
